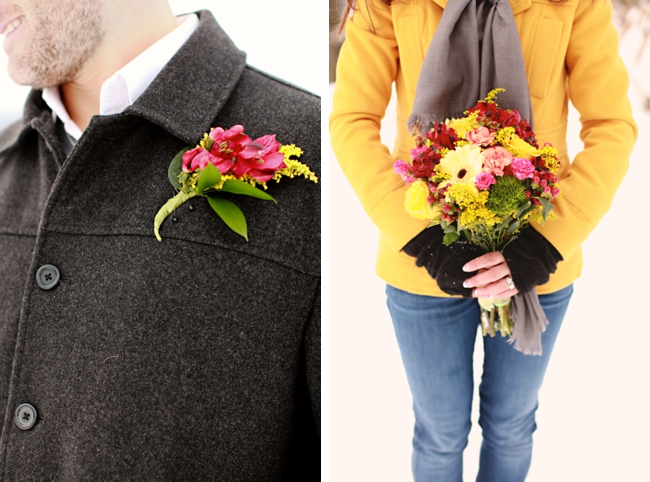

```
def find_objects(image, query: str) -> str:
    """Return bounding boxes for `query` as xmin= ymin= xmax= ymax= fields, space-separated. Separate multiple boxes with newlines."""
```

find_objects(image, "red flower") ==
xmin=515 ymin=120 xmax=537 ymax=147
xmin=182 ymin=125 xmax=251 ymax=174
xmin=410 ymin=145 xmax=442 ymax=179
xmin=426 ymin=123 xmax=459 ymax=149
xmin=182 ymin=147 xmax=218 ymax=173
xmin=235 ymin=134 xmax=287 ymax=182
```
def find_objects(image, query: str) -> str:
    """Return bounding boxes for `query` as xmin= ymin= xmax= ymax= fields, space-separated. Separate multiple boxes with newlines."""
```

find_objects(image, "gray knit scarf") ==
xmin=407 ymin=0 xmax=533 ymax=134
xmin=409 ymin=0 xmax=548 ymax=355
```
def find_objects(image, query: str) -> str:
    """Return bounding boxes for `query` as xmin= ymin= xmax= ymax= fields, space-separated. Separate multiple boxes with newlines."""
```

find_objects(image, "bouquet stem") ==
xmin=478 ymin=297 xmax=513 ymax=338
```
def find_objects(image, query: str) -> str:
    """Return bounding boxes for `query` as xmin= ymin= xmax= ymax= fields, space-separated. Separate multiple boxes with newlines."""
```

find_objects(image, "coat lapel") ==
xmin=125 ymin=10 xmax=247 ymax=146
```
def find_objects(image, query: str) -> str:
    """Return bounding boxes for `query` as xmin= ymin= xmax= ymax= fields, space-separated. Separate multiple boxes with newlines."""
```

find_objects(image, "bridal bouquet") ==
xmin=394 ymin=89 xmax=560 ymax=338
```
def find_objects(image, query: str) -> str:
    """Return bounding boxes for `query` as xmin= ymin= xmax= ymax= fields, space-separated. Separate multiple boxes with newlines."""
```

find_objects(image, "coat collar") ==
xmin=11 ymin=10 xmax=246 ymax=150
xmin=124 ymin=10 xmax=247 ymax=145
xmin=431 ymin=0 xmax=532 ymax=15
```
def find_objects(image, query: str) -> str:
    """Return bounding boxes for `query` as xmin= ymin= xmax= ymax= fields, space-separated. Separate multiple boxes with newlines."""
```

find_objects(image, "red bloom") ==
xmin=235 ymin=134 xmax=286 ymax=182
xmin=515 ymin=120 xmax=537 ymax=147
xmin=411 ymin=145 xmax=442 ymax=179
xmin=182 ymin=147 xmax=217 ymax=173
xmin=182 ymin=125 xmax=251 ymax=174
xmin=426 ymin=123 xmax=459 ymax=149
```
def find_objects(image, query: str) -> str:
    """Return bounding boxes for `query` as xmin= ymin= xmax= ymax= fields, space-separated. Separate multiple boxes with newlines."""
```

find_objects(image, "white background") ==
xmin=329 ymin=20 xmax=650 ymax=482
xmin=0 ymin=0 xmax=320 ymax=126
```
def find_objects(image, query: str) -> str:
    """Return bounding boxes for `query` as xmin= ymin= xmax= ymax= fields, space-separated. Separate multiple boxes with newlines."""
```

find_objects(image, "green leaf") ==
xmin=168 ymin=146 xmax=193 ymax=189
xmin=519 ymin=205 xmax=537 ymax=219
xmin=207 ymin=197 xmax=248 ymax=241
xmin=539 ymin=198 xmax=554 ymax=224
xmin=443 ymin=231 xmax=460 ymax=246
xmin=500 ymin=233 xmax=520 ymax=253
xmin=505 ymin=220 xmax=521 ymax=235
xmin=495 ymin=215 xmax=512 ymax=233
xmin=516 ymin=200 xmax=532 ymax=218
xmin=197 ymin=163 xmax=222 ymax=195
xmin=220 ymin=180 xmax=276 ymax=202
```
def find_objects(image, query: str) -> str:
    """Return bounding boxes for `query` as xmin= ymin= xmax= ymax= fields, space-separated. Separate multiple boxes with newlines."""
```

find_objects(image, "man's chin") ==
xmin=7 ymin=63 xmax=60 ymax=89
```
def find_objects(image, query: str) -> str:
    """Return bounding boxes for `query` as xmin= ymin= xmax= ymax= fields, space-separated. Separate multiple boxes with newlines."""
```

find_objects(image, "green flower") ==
xmin=486 ymin=175 xmax=527 ymax=215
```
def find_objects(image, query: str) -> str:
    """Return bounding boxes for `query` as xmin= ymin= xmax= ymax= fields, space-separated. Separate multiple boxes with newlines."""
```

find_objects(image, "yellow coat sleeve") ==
xmin=533 ymin=0 xmax=637 ymax=259
xmin=330 ymin=0 xmax=430 ymax=252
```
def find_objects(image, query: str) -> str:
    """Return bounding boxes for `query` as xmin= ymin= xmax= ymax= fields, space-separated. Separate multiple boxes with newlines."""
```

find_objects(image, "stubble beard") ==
xmin=7 ymin=1 xmax=105 ymax=89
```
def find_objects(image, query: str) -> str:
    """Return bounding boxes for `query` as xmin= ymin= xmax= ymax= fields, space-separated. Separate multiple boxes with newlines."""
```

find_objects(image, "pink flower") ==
xmin=482 ymin=146 xmax=513 ymax=176
xmin=410 ymin=146 xmax=428 ymax=159
xmin=475 ymin=171 xmax=496 ymax=190
xmin=394 ymin=160 xmax=415 ymax=184
xmin=466 ymin=127 xmax=494 ymax=147
xmin=394 ymin=160 xmax=411 ymax=176
xmin=182 ymin=125 xmax=251 ymax=174
xmin=236 ymin=134 xmax=287 ymax=182
xmin=182 ymin=147 xmax=218 ymax=173
xmin=511 ymin=158 xmax=536 ymax=181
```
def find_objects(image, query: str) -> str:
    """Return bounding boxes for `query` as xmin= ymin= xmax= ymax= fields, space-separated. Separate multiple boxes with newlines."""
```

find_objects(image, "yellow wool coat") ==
xmin=330 ymin=0 xmax=637 ymax=296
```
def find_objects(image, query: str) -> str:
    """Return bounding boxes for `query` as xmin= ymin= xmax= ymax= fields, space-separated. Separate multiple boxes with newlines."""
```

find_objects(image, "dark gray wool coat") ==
xmin=0 ymin=10 xmax=320 ymax=481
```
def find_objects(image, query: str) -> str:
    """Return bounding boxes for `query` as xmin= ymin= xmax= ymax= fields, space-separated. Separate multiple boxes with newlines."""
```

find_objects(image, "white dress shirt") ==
xmin=42 ymin=13 xmax=199 ymax=140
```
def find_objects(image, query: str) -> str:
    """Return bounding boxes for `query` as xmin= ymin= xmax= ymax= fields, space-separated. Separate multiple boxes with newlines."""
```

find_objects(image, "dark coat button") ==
xmin=15 ymin=403 xmax=37 ymax=430
xmin=36 ymin=264 xmax=60 ymax=290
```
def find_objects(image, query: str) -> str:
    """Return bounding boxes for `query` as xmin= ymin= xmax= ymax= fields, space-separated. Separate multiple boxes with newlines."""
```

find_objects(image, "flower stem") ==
xmin=154 ymin=191 xmax=197 ymax=241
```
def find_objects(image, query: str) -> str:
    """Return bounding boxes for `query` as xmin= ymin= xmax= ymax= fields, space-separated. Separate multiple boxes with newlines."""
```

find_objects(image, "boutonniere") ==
xmin=154 ymin=124 xmax=318 ymax=241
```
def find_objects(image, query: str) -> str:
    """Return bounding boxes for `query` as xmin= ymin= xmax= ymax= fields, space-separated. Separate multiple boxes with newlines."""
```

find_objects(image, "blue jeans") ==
xmin=386 ymin=285 xmax=573 ymax=482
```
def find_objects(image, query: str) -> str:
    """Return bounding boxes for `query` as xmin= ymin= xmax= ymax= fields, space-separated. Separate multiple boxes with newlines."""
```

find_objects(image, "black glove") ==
xmin=402 ymin=226 xmax=484 ymax=297
xmin=402 ymin=225 xmax=563 ymax=296
xmin=502 ymin=227 xmax=563 ymax=294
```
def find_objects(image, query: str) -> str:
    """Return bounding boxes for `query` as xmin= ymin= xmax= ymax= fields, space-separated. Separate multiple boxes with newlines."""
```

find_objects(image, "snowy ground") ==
xmin=329 ymin=25 xmax=650 ymax=482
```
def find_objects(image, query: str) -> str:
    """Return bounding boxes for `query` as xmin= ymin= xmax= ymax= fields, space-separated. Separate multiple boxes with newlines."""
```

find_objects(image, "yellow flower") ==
xmin=483 ymin=88 xmax=506 ymax=104
xmin=438 ymin=145 xmax=484 ymax=189
xmin=404 ymin=180 xmax=442 ymax=221
xmin=446 ymin=184 xmax=499 ymax=228
xmin=446 ymin=111 xmax=479 ymax=138
xmin=446 ymin=183 xmax=482 ymax=205
xmin=538 ymin=144 xmax=560 ymax=172
xmin=508 ymin=135 xmax=539 ymax=159
xmin=495 ymin=127 xmax=539 ymax=159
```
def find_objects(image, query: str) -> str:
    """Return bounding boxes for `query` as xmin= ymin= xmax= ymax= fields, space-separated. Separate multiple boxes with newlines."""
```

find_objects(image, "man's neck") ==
xmin=59 ymin=6 xmax=179 ymax=131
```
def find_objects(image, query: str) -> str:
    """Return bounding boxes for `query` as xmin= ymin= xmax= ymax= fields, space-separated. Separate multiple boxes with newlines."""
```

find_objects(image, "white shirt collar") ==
xmin=42 ymin=13 xmax=199 ymax=141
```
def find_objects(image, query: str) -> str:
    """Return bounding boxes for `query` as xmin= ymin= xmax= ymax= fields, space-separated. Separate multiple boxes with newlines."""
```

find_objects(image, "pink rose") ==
xmin=511 ymin=157 xmax=536 ymax=181
xmin=475 ymin=171 xmax=496 ymax=190
xmin=236 ymin=134 xmax=287 ymax=182
xmin=482 ymin=146 xmax=513 ymax=176
xmin=466 ymin=126 xmax=494 ymax=147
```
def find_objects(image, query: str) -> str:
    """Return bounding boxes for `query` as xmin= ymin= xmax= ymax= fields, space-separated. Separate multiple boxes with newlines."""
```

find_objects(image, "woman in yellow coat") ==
xmin=330 ymin=0 xmax=636 ymax=480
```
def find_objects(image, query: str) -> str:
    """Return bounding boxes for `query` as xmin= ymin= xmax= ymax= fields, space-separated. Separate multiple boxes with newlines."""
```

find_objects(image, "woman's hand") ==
xmin=462 ymin=251 xmax=519 ymax=298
